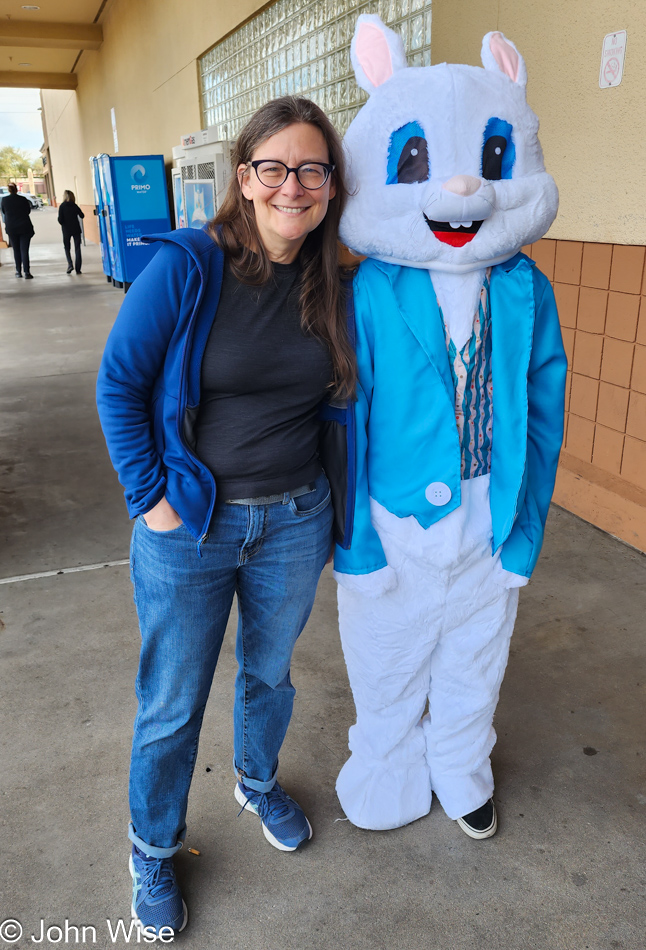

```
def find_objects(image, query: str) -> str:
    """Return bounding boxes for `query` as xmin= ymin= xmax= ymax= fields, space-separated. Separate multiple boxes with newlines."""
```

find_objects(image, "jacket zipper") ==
xmin=174 ymin=257 xmax=217 ymax=556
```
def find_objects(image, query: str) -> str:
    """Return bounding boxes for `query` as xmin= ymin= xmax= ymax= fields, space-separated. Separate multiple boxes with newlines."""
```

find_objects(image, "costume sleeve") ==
xmin=334 ymin=269 xmax=395 ymax=592
xmin=96 ymin=243 xmax=192 ymax=518
xmin=500 ymin=271 xmax=567 ymax=578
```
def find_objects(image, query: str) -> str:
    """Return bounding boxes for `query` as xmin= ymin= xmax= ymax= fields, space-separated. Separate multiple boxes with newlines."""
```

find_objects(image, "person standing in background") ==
xmin=58 ymin=190 xmax=85 ymax=275
xmin=1 ymin=183 xmax=34 ymax=279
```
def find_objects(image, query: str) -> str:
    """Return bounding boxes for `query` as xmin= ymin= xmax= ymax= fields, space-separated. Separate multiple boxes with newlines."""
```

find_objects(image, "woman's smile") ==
xmin=239 ymin=122 xmax=336 ymax=263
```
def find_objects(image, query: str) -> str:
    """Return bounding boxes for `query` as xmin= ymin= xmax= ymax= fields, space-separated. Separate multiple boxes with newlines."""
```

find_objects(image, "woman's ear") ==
xmin=328 ymin=174 xmax=337 ymax=201
xmin=238 ymin=163 xmax=253 ymax=200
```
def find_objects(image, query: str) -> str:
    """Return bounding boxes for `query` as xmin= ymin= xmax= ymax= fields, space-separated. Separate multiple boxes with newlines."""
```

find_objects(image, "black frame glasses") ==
xmin=249 ymin=159 xmax=335 ymax=190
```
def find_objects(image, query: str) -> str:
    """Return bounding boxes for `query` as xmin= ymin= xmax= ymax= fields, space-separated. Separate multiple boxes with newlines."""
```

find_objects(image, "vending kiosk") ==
xmin=89 ymin=155 xmax=111 ymax=280
xmin=89 ymin=153 xmax=171 ymax=289
xmin=171 ymin=127 xmax=232 ymax=230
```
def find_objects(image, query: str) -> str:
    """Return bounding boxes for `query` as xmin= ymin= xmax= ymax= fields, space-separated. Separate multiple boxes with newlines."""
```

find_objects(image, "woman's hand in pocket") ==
xmin=143 ymin=496 xmax=182 ymax=531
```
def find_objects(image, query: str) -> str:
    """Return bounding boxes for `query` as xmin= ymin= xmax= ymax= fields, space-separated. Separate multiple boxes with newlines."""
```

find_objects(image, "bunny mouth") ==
xmin=423 ymin=214 xmax=483 ymax=247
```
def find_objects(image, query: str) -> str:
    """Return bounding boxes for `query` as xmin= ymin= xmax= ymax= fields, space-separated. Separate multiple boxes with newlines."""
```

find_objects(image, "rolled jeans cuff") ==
xmin=128 ymin=821 xmax=185 ymax=858
xmin=233 ymin=756 xmax=278 ymax=793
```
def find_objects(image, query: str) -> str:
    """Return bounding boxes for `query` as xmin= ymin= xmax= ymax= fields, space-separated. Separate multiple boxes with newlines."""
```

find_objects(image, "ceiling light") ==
xmin=19 ymin=62 xmax=32 ymax=66
xmin=21 ymin=5 xmax=41 ymax=9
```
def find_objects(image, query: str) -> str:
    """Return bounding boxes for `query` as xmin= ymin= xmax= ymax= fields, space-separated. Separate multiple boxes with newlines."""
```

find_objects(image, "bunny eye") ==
xmin=481 ymin=117 xmax=515 ymax=180
xmin=387 ymin=121 xmax=430 ymax=185
xmin=482 ymin=136 xmax=508 ymax=180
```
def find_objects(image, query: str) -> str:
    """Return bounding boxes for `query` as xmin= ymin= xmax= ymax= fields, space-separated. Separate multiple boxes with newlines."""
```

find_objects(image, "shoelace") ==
xmin=140 ymin=856 xmax=176 ymax=899
xmin=237 ymin=785 xmax=294 ymax=823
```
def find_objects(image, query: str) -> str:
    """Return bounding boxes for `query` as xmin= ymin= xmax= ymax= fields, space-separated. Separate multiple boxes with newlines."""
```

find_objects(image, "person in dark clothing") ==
xmin=96 ymin=96 xmax=354 ymax=937
xmin=0 ymin=183 xmax=34 ymax=278
xmin=57 ymin=190 xmax=85 ymax=274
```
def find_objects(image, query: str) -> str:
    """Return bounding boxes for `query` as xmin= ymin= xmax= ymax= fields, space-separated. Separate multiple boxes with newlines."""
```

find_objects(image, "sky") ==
xmin=0 ymin=87 xmax=43 ymax=157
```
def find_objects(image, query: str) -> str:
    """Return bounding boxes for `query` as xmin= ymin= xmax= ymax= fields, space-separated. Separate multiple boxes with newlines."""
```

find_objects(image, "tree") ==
xmin=0 ymin=146 xmax=43 ymax=183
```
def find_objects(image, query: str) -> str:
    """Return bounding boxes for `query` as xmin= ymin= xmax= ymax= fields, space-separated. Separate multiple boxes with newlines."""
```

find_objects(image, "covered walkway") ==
xmin=1 ymin=219 xmax=645 ymax=949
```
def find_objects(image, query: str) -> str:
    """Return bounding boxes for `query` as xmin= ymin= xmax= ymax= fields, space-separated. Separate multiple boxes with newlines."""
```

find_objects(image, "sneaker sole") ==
xmin=128 ymin=854 xmax=188 ymax=934
xmin=455 ymin=810 xmax=498 ymax=840
xmin=234 ymin=783 xmax=313 ymax=852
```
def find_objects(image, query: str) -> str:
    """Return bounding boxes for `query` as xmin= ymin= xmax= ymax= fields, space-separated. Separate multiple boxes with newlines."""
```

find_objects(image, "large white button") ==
xmin=425 ymin=481 xmax=452 ymax=506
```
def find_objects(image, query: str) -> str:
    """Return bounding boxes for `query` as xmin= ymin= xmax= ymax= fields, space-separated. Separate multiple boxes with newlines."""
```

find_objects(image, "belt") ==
xmin=225 ymin=483 xmax=315 ymax=506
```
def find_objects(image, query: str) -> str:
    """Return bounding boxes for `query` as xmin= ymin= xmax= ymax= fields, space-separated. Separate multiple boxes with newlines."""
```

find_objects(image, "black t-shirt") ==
xmin=194 ymin=256 xmax=333 ymax=499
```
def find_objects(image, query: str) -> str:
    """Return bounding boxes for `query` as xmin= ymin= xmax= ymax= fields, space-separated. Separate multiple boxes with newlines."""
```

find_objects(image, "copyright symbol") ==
xmin=0 ymin=919 xmax=22 ymax=943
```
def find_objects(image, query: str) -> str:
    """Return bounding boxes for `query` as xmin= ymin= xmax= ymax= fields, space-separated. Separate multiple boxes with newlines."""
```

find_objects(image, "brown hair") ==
xmin=8 ymin=183 xmax=17 ymax=194
xmin=63 ymin=190 xmax=75 ymax=203
xmin=209 ymin=96 xmax=356 ymax=398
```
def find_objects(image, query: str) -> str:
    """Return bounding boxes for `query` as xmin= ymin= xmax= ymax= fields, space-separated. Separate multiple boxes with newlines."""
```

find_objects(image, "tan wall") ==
xmin=521 ymin=237 xmax=646 ymax=550
xmin=41 ymin=0 xmax=267 ymax=215
xmin=431 ymin=0 xmax=646 ymax=246
xmin=40 ymin=88 xmax=93 ymax=206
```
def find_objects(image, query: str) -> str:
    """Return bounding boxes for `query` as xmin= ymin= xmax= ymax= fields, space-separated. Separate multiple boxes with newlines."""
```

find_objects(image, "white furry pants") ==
xmin=336 ymin=475 xmax=519 ymax=830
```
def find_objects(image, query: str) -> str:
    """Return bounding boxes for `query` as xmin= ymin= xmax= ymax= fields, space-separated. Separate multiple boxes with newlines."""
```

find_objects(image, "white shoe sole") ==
xmin=234 ymin=783 xmax=313 ymax=852
xmin=456 ymin=807 xmax=498 ymax=840
xmin=129 ymin=854 xmax=188 ymax=934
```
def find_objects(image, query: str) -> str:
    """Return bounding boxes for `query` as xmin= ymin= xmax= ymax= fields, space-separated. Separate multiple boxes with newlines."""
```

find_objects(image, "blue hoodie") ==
xmin=96 ymin=227 xmax=356 ymax=551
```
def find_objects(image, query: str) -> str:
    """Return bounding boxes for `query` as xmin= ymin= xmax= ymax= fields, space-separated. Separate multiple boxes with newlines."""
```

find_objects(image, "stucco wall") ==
xmin=431 ymin=0 xmax=646 ymax=245
xmin=41 ymin=0 xmax=267 ymax=210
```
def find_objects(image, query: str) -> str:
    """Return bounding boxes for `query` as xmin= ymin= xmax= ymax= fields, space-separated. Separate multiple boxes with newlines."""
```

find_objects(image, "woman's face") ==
xmin=238 ymin=122 xmax=336 ymax=264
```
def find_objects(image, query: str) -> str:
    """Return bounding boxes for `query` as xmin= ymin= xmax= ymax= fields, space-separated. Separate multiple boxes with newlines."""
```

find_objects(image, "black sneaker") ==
xmin=66 ymin=265 xmax=73 ymax=274
xmin=24 ymin=272 xmax=33 ymax=279
xmin=15 ymin=271 xmax=22 ymax=277
xmin=456 ymin=798 xmax=497 ymax=839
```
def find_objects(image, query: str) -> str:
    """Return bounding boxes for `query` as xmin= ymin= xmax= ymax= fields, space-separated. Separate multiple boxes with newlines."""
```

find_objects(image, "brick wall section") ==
xmin=522 ymin=239 xmax=646 ymax=501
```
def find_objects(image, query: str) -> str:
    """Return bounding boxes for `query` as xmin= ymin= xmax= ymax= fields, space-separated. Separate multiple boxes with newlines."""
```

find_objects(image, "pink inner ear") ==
xmin=355 ymin=22 xmax=394 ymax=88
xmin=489 ymin=32 xmax=519 ymax=82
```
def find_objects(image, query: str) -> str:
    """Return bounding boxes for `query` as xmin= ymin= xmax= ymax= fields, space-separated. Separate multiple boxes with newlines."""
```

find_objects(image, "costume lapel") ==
xmin=383 ymin=263 xmax=455 ymax=404
xmin=489 ymin=254 xmax=535 ymax=549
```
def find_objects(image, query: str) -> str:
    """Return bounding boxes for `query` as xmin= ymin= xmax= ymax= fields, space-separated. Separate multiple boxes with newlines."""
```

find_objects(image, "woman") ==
xmin=0 ymin=182 xmax=34 ymax=278
xmin=96 ymin=96 xmax=353 ymax=937
xmin=57 ymin=190 xmax=85 ymax=274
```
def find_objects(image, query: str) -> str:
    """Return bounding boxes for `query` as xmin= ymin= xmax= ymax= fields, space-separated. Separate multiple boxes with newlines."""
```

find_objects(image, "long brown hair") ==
xmin=63 ymin=190 xmax=75 ymax=203
xmin=209 ymin=96 xmax=355 ymax=398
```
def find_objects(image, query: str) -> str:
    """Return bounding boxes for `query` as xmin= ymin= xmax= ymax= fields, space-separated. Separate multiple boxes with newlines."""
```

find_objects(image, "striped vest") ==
xmin=441 ymin=275 xmax=493 ymax=479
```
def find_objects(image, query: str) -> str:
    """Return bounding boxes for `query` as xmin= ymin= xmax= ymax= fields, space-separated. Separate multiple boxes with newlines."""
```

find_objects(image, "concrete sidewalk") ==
xmin=1 ymin=234 xmax=645 ymax=950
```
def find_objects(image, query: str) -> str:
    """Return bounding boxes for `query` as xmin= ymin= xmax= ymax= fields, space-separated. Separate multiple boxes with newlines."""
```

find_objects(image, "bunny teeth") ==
xmin=450 ymin=221 xmax=473 ymax=229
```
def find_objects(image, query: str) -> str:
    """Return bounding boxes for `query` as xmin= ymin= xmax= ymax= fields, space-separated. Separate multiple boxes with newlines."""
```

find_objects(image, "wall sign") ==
xmin=599 ymin=31 xmax=627 ymax=88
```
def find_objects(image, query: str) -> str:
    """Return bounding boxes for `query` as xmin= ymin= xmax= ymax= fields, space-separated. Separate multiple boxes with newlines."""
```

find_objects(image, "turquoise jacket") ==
xmin=334 ymin=252 xmax=567 ymax=579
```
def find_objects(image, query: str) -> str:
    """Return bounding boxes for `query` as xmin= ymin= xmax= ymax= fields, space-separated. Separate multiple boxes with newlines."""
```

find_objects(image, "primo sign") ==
xmin=130 ymin=164 xmax=151 ymax=191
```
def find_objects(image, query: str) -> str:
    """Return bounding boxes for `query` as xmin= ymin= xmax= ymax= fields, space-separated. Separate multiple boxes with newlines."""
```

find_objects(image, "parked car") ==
xmin=0 ymin=187 xmax=42 ymax=209
xmin=24 ymin=193 xmax=43 ymax=210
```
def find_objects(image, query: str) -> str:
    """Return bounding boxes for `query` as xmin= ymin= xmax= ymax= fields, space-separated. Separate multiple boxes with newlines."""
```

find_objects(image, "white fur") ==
xmin=336 ymin=477 xmax=519 ymax=828
xmin=335 ymin=20 xmax=549 ymax=829
xmin=333 ymin=564 xmax=398 ymax=597
xmin=351 ymin=14 xmax=408 ymax=94
xmin=340 ymin=28 xmax=558 ymax=274
xmin=430 ymin=268 xmax=486 ymax=350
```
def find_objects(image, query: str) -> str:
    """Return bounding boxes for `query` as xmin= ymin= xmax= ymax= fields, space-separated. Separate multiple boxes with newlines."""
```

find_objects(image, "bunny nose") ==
xmin=442 ymin=175 xmax=482 ymax=196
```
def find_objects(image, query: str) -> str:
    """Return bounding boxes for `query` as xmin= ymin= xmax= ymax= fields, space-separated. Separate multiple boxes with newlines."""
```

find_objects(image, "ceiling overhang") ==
xmin=0 ymin=20 xmax=102 ymax=50
xmin=0 ymin=69 xmax=78 ymax=89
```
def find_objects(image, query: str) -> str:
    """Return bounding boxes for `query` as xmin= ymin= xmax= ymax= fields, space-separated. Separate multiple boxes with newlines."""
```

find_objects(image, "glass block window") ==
xmin=199 ymin=0 xmax=431 ymax=139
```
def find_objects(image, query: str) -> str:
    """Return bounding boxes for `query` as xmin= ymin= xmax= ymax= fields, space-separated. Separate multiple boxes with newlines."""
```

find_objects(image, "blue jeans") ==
xmin=128 ymin=472 xmax=332 ymax=856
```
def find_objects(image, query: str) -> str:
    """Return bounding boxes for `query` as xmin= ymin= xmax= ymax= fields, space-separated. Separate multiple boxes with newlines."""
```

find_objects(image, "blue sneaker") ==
xmin=235 ymin=781 xmax=313 ymax=851
xmin=129 ymin=845 xmax=188 ymax=936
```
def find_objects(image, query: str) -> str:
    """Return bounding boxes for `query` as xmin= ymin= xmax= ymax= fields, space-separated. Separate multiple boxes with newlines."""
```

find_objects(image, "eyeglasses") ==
xmin=249 ymin=160 xmax=335 ymax=190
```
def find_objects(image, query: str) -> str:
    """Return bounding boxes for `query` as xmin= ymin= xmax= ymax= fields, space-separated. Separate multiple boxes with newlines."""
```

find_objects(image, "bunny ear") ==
xmin=351 ymin=14 xmax=408 ymax=94
xmin=481 ymin=31 xmax=527 ymax=86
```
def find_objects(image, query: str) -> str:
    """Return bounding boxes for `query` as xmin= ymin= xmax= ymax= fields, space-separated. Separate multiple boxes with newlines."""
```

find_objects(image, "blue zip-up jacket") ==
xmin=96 ymin=227 xmax=356 ymax=549
xmin=333 ymin=253 xmax=567 ymax=580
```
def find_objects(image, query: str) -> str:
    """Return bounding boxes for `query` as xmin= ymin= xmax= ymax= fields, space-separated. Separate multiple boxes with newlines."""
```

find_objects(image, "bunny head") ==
xmin=340 ymin=15 xmax=558 ymax=273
